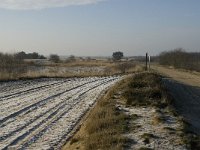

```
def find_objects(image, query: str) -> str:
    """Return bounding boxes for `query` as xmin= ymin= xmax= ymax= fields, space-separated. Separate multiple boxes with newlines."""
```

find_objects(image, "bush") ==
xmin=115 ymin=62 xmax=135 ymax=73
xmin=49 ymin=54 xmax=60 ymax=63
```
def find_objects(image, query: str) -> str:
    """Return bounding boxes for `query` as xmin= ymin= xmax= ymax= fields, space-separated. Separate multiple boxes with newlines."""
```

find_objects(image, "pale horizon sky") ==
xmin=0 ymin=0 xmax=200 ymax=56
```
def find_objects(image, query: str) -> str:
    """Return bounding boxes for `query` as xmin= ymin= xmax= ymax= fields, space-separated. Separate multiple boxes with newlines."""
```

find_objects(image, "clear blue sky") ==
xmin=0 ymin=0 xmax=200 ymax=56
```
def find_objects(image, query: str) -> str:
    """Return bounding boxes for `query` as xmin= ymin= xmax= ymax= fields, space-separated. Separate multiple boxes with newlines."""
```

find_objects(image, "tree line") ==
xmin=15 ymin=51 xmax=46 ymax=60
xmin=0 ymin=51 xmax=46 ymax=79
xmin=0 ymin=53 xmax=26 ymax=78
xmin=158 ymin=48 xmax=200 ymax=72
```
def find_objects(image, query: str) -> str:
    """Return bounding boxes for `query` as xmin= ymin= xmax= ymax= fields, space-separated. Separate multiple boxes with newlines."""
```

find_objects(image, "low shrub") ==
xmin=123 ymin=73 xmax=171 ymax=108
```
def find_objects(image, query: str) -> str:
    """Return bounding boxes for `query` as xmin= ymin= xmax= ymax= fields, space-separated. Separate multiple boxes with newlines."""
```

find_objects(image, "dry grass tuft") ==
xmin=70 ymin=137 xmax=80 ymax=145
xmin=140 ymin=133 xmax=156 ymax=144
xmin=123 ymin=72 xmax=171 ymax=108
xmin=138 ymin=147 xmax=154 ymax=150
xmin=151 ymin=114 xmax=165 ymax=125
xmin=84 ymin=81 xmax=130 ymax=150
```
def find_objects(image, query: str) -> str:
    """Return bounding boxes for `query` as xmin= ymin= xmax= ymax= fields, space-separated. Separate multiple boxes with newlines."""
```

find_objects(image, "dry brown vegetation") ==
xmin=21 ymin=61 xmax=139 ymax=79
xmin=123 ymin=73 xmax=172 ymax=108
xmin=0 ymin=53 xmax=142 ymax=81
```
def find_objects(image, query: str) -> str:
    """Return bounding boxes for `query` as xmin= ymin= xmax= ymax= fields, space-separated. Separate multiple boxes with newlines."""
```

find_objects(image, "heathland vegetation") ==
xmin=0 ymin=51 xmax=140 ymax=81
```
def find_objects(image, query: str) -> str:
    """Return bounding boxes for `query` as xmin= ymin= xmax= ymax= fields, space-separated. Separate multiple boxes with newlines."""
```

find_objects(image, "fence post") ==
xmin=149 ymin=55 xmax=151 ymax=71
xmin=146 ymin=53 xmax=148 ymax=71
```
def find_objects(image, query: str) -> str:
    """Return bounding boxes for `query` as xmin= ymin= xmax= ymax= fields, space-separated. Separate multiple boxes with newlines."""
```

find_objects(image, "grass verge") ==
xmin=0 ymin=61 xmax=143 ymax=81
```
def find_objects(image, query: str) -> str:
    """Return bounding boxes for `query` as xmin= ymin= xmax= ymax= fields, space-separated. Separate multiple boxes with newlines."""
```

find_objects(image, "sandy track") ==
xmin=163 ymin=79 xmax=200 ymax=135
xmin=153 ymin=65 xmax=200 ymax=135
xmin=0 ymin=76 xmax=121 ymax=150
xmin=152 ymin=65 xmax=200 ymax=87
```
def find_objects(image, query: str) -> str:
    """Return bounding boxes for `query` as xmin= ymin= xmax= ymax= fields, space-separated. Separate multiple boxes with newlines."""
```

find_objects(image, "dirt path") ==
xmin=152 ymin=65 xmax=200 ymax=87
xmin=152 ymin=65 xmax=200 ymax=135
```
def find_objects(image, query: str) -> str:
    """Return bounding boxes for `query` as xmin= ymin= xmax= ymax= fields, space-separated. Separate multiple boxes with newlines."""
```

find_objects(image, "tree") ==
xmin=65 ymin=55 xmax=76 ymax=63
xmin=49 ymin=54 xmax=60 ymax=63
xmin=14 ymin=51 xmax=26 ymax=60
xmin=68 ymin=55 xmax=76 ymax=62
xmin=39 ymin=55 xmax=46 ymax=59
xmin=112 ymin=51 xmax=123 ymax=61
xmin=29 ymin=52 xmax=39 ymax=59
xmin=14 ymin=51 xmax=46 ymax=59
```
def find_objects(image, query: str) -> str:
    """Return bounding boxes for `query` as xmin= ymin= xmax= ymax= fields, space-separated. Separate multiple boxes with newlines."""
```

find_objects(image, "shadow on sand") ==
xmin=162 ymin=78 xmax=200 ymax=135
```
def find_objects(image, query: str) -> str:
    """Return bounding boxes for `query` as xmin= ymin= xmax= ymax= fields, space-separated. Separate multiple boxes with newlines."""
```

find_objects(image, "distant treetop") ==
xmin=112 ymin=51 xmax=124 ymax=61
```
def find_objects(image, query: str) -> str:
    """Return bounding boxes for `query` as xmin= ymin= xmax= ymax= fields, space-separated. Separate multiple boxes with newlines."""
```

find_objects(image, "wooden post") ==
xmin=146 ymin=53 xmax=148 ymax=71
xmin=149 ymin=55 xmax=151 ymax=71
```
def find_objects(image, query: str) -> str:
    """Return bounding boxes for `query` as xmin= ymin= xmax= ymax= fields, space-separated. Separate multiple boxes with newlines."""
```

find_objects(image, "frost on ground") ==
xmin=26 ymin=66 xmax=107 ymax=76
xmin=114 ymin=97 xmax=187 ymax=150
xmin=114 ymin=86 xmax=187 ymax=150
xmin=122 ymin=107 xmax=187 ymax=150
xmin=0 ymin=76 xmax=122 ymax=150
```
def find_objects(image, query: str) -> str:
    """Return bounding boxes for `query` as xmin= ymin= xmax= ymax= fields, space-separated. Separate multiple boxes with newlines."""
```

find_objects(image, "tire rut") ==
xmin=1 ymin=78 xmax=117 ymax=150
xmin=0 ymin=76 xmax=121 ymax=150
xmin=0 ymin=78 xmax=101 ymax=124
